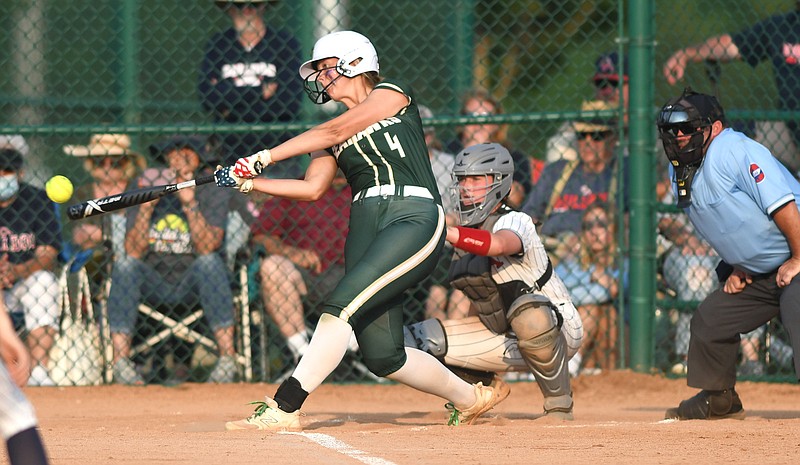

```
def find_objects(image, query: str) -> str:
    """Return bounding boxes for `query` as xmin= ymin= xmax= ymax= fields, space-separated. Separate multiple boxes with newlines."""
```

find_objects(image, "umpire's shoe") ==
xmin=225 ymin=397 xmax=301 ymax=431
xmin=664 ymin=388 xmax=745 ymax=420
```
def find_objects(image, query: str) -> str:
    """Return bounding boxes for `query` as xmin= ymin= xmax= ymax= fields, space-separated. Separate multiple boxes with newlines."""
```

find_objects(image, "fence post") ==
xmin=627 ymin=0 xmax=657 ymax=372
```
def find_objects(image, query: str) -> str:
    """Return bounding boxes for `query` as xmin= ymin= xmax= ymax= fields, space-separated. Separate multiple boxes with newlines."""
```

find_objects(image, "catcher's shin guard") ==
xmin=508 ymin=294 xmax=573 ymax=415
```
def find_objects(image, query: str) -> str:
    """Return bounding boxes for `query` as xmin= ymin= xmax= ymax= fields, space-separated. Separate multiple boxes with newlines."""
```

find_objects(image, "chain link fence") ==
xmin=1 ymin=0 xmax=796 ymax=386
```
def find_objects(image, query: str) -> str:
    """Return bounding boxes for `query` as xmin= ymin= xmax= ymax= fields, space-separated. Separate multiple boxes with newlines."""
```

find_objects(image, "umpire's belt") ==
xmin=353 ymin=185 xmax=433 ymax=202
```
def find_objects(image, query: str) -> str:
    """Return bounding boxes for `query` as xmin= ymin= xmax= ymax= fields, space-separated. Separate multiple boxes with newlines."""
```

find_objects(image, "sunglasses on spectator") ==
xmin=594 ymin=79 xmax=619 ymax=90
xmin=661 ymin=123 xmax=702 ymax=137
xmin=577 ymin=130 xmax=614 ymax=141
xmin=95 ymin=157 xmax=129 ymax=169
xmin=229 ymin=2 xmax=261 ymax=9
xmin=583 ymin=219 xmax=609 ymax=229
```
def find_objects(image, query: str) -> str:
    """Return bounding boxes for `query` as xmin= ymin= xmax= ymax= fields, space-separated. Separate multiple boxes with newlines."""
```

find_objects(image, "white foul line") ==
xmin=281 ymin=431 xmax=398 ymax=465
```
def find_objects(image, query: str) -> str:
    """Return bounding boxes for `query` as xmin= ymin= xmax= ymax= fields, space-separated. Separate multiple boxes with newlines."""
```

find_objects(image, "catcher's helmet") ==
xmin=451 ymin=143 xmax=515 ymax=226
xmin=298 ymin=31 xmax=379 ymax=104
xmin=657 ymin=87 xmax=725 ymax=206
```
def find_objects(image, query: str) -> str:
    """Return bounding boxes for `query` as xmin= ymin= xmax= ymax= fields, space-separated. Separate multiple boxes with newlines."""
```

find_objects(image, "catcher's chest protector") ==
xmin=449 ymin=253 xmax=533 ymax=334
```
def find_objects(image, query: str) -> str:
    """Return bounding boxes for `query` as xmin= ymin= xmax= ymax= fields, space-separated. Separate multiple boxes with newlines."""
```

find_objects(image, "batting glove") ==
xmin=233 ymin=149 xmax=272 ymax=179
xmin=214 ymin=166 xmax=254 ymax=193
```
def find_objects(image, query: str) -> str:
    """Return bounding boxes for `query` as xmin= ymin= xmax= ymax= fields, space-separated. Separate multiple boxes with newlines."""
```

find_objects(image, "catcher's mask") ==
xmin=298 ymin=31 xmax=379 ymax=104
xmin=657 ymin=88 xmax=725 ymax=207
xmin=451 ymin=142 xmax=515 ymax=226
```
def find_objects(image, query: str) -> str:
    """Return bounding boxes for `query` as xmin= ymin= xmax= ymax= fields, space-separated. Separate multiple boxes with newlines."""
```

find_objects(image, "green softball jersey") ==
xmin=330 ymin=79 xmax=442 ymax=204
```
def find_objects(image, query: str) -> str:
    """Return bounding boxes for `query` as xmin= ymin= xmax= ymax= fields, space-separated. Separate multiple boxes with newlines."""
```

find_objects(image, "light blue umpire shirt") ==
xmin=670 ymin=128 xmax=800 ymax=275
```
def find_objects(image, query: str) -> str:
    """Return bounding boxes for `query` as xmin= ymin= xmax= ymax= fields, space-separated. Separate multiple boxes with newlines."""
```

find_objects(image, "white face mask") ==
xmin=0 ymin=173 xmax=20 ymax=201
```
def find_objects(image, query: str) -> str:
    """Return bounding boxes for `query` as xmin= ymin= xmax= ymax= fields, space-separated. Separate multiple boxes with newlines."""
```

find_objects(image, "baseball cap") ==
xmin=593 ymin=51 xmax=629 ymax=83
xmin=149 ymin=135 xmax=217 ymax=166
xmin=0 ymin=147 xmax=23 ymax=171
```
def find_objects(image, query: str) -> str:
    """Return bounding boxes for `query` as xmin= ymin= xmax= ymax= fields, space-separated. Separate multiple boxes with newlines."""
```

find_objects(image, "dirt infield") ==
xmin=18 ymin=370 xmax=800 ymax=465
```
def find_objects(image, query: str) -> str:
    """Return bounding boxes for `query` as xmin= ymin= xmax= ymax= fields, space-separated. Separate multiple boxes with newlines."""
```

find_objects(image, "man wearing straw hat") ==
xmin=62 ymin=134 xmax=146 ymax=302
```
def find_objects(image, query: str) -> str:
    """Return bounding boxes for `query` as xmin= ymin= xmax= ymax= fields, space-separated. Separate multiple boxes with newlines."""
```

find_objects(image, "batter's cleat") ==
xmin=446 ymin=377 xmax=511 ymax=426
xmin=225 ymin=397 xmax=302 ymax=431
xmin=664 ymin=388 xmax=746 ymax=421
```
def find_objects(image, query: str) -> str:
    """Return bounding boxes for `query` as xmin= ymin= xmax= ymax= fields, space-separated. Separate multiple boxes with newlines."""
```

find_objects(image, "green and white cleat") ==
xmin=225 ymin=397 xmax=302 ymax=431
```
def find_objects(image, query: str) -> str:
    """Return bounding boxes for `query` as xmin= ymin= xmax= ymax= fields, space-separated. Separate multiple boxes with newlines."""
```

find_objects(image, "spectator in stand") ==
xmin=558 ymin=202 xmax=622 ymax=376
xmin=0 ymin=141 xmax=61 ymax=387
xmin=62 ymin=134 xmax=146 ymax=297
xmin=547 ymin=51 xmax=629 ymax=164
xmin=199 ymin=0 xmax=305 ymax=179
xmin=663 ymin=3 xmax=800 ymax=174
xmin=522 ymin=100 xmax=620 ymax=264
xmin=446 ymin=89 xmax=533 ymax=208
xmin=250 ymin=170 xmax=351 ymax=364
xmin=106 ymin=135 xmax=238 ymax=385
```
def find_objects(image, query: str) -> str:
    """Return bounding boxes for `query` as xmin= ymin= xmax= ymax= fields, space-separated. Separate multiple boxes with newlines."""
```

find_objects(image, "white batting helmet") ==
xmin=298 ymin=30 xmax=379 ymax=80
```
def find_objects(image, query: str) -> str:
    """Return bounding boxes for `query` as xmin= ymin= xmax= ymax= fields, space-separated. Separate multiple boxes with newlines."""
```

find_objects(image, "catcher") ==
xmin=405 ymin=142 xmax=584 ymax=419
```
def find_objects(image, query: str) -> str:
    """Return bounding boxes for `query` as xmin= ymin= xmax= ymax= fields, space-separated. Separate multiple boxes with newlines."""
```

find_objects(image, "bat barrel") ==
xmin=66 ymin=173 xmax=217 ymax=220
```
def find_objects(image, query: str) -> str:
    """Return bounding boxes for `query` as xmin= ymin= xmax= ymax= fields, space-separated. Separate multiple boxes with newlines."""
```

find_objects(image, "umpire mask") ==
xmin=657 ymin=88 xmax=725 ymax=208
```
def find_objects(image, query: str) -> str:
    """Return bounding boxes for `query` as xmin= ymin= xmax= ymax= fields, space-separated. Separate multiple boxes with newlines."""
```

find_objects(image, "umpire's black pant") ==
xmin=687 ymin=272 xmax=800 ymax=390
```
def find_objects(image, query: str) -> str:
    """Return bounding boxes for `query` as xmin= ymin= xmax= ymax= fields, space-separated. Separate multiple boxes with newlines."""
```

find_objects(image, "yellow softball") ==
xmin=46 ymin=175 xmax=74 ymax=204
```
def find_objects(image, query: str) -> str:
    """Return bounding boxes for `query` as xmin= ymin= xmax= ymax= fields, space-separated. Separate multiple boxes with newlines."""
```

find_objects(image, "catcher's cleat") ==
xmin=225 ymin=397 xmax=302 ymax=431
xmin=664 ymin=388 xmax=746 ymax=421
xmin=446 ymin=377 xmax=511 ymax=426
xmin=543 ymin=394 xmax=574 ymax=420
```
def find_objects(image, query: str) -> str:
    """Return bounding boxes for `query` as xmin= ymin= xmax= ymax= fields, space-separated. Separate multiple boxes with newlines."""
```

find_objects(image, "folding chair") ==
xmin=129 ymin=210 xmax=256 ymax=382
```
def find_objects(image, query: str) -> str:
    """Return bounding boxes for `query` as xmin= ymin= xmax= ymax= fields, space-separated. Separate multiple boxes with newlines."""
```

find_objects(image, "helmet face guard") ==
xmin=657 ymin=88 xmax=724 ymax=207
xmin=302 ymin=67 xmax=337 ymax=104
xmin=451 ymin=143 xmax=514 ymax=226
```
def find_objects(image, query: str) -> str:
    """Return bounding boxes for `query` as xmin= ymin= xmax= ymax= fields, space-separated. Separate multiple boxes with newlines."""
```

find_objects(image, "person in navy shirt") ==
xmin=657 ymin=88 xmax=800 ymax=421
xmin=0 ymin=145 xmax=61 ymax=387
xmin=199 ymin=0 xmax=304 ymax=179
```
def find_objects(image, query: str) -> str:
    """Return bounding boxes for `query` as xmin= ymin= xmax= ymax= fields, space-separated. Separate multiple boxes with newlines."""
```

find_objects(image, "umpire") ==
xmin=657 ymin=88 xmax=800 ymax=420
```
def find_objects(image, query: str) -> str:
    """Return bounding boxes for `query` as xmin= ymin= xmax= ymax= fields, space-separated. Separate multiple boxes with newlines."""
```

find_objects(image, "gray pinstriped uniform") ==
xmin=0 ymin=362 xmax=37 ymax=439
xmin=488 ymin=211 xmax=583 ymax=355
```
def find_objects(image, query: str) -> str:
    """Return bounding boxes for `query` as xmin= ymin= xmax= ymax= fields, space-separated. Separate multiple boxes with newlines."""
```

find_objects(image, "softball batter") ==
xmin=217 ymin=30 xmax=508 ymax=430
xmin=405 ymin=143 xmax=584 ymax=419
